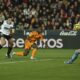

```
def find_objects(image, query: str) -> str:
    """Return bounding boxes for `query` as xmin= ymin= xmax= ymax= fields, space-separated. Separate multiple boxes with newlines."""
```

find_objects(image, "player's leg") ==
xmin=30 ymin=43 xmax=38 ymax=59
xmin=13 ymin=40 xmax=31 ymax=56
xmin=0 ymin=37 xmax=6 ymax=49
xmin=14 ymin=49 xmax=30 ymax=56
xmin=7 ymin=38 xmax=13 ymax=58
xmin=64 ymin=49 xmax=80 ymax=64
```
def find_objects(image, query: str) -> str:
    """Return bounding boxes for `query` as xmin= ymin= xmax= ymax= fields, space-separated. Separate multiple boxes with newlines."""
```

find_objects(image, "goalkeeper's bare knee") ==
xmin=24 ymin=49 xmax=30 ymax=56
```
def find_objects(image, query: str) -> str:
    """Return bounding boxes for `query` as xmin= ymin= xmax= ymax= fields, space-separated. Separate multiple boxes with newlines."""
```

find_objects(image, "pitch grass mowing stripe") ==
xmin=0 ymin=58 xmax=54 ymax=65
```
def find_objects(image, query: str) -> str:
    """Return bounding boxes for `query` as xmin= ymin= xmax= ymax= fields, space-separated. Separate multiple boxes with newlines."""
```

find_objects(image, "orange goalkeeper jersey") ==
xmin=24 ymin=31 xmax=44 ymax=49
xmin=27 ymin=31 xmax=43 ymax=43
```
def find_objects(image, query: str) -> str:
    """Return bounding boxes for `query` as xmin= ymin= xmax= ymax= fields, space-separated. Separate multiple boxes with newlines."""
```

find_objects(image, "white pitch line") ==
xmin=34 ymin=59 xmax=54 ymax=62
xmin=0 ymin=61 xmax=27 ymax=65
xmin=0 ymin=59 xmax=54 ymax=65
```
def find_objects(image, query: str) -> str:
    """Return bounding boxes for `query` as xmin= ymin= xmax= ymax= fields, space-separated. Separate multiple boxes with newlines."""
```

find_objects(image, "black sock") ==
xmin=7 ymin=47 xmax=12 ymax=58
xmin=0 ymin=45 xmax=2 ymax=49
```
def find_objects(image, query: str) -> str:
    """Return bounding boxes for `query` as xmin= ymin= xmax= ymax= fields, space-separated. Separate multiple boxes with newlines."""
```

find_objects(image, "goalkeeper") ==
xmin=12 ymin=30 xmax=44 ymax=60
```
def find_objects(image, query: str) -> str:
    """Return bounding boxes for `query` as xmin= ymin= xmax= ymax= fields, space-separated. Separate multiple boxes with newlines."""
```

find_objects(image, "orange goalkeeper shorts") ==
xmin=24 ymin=40 xmax=34 ymax=49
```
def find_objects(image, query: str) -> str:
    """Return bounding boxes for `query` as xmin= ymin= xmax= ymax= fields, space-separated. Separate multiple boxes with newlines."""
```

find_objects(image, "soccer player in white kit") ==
xmin=0 ymin=17 xmax=15 ymax=58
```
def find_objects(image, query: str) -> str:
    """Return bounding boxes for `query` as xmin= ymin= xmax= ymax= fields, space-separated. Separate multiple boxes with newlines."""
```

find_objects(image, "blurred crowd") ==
xmin=0 ymin=0 xmax=80 ymax=30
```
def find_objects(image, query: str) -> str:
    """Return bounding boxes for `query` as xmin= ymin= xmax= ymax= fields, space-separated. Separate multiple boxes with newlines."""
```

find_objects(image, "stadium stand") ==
xmin=0 ymin=0 xmax=80 ymax=30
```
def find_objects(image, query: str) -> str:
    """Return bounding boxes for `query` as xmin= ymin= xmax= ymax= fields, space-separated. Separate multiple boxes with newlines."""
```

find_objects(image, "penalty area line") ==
xmin=0 ymin=59 xmax=54 ymax=65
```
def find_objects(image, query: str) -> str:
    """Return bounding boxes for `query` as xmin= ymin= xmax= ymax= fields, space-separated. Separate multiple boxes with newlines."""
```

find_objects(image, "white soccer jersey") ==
xmin=0 ymin=20 xmax=14 ymax=35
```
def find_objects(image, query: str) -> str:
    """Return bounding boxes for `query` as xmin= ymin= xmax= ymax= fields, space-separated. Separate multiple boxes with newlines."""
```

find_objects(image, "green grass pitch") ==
xmin=0 ymin=48 xmax=80 ymax=80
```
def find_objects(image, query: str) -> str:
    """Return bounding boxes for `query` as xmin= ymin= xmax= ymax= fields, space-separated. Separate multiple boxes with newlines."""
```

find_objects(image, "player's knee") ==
xmin=24 ymin=49 xmax=30 ymax=56
xmin=8 ymin=40 xmax=14 ymax=46
xmin=8 ymin=43 xmax=13 ymax=47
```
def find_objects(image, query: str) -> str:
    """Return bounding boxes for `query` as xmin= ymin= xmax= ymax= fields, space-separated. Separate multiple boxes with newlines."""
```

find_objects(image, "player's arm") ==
xmin=10 ymin=22 xmax=15 ymax=35
xmin=9 ymin=27 xmax=15 ymax=36
xmin=11 ymin=28 xmax=15 ymax=34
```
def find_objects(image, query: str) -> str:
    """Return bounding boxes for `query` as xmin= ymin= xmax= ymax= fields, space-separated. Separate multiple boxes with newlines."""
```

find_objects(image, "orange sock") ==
xmin=16 ymin=52 xmax=24 ymax=56
xmin=31 ymin=49 xmax=37 ymax=58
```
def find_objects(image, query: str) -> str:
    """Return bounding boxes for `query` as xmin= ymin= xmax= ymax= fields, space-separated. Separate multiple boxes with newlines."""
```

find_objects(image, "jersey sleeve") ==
xmin=1 ymin=21 xmax=6 ymax=27
xmin=0 ymin=21 xmax=7 ymax=29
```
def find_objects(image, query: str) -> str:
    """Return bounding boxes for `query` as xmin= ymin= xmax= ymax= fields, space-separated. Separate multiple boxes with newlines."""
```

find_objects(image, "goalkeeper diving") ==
xmin=12 ymin=30 xmax=45 ymax=60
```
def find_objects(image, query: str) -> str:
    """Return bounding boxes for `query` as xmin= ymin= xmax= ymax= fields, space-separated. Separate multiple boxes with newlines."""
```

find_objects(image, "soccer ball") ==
xmin=74 ymin=24 xmax=80 ymax=30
